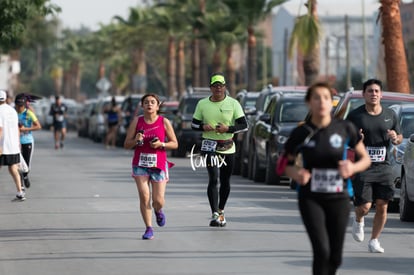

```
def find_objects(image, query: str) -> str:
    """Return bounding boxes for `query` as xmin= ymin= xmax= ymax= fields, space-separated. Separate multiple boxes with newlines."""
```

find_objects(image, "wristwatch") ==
xmin=161 ymin=142 xmax=165 ymax=150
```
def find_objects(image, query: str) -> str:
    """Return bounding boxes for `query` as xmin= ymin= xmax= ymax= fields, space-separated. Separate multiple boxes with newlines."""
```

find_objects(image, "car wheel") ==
xmin=252 ymin=150 xmax=265 ymax=182
xmin=400 ymin=173 xmax=414 ymax=221
xmin=265 ymin=153 xmax=279 ymax=185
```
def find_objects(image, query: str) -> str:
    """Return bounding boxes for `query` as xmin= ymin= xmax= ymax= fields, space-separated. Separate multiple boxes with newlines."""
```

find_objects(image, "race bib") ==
xmin=138 ymin=153 xmax=157 ymax=168
xmin=311 ymin=169 xmax=343 ymax=193
xmin=366 ymin=146 xmax=386 ymax=162
xmin=56 ymin=115 xmax=64 ymax=122
xmin=201 ymin=139 xmax=217 ymax=152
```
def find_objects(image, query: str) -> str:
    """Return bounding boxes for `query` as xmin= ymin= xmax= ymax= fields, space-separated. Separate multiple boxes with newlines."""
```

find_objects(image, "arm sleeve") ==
xmin=191 ymin=118 xmax=204 ymax=131
xmin=191 ymin=102 xmax=203 ymax=131
xmin=228 ymin=116 xmax=248 ymax=133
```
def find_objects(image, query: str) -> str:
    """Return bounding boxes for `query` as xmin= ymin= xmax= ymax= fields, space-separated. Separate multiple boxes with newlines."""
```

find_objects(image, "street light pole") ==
xmin=362 ymin=0 xmax=368 ymax=80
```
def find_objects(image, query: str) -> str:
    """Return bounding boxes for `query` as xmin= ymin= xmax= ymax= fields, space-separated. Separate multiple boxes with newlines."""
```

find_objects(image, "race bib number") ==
xmin=201 ymin=139 xmax=217 ymax=152
xmin=138 ymin=153 xmax=157 ymax=168
xmin=56 ymin=115 xmax=64 ymax=122
xmin=311 ymin=169 xmax=343 ymax=193
xmin=366 ymin=146 xmax=386 ymax=162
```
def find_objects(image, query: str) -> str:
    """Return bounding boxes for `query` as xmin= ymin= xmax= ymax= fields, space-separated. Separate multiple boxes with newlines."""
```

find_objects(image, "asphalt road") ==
xmin=1 ymin=130 xmax=413 ymax=275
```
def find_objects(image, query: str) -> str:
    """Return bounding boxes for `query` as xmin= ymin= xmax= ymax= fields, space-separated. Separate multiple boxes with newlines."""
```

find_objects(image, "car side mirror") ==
xmin=258 ymin=113 xmax=271 ymax=123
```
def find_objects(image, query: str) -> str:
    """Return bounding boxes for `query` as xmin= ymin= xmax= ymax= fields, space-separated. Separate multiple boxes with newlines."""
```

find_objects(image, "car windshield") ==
xmin=401 ymin=112 xmax=414 ymax=138
xmin=279 ymin=101 xmax=308 ymax=123
xmin=183 ymin=98 xmax=203 ymax=114
xmin=245 ymin=97 xmax=258 ymax=109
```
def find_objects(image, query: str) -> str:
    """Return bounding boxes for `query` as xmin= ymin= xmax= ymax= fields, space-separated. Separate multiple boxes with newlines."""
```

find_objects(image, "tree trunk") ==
xmin=198 ymin=0 xmax=209 ymax=86
xmin=212 ymin=47 xmax=221 ymax=74
xmin=63 ymin=69 xmax=71 ymax=98
xmin=247 ymin=26 xmax=257 ymax=91
xmin=303 ymin=48 xmax=320 ymax=85
xmin=199 ymin=39 xmax=209 ymax=86
xmin=167 ymin=36 xmax=176 ymax=100
xmin=380 ymin=0 xmax=410 ymax=93
xmin=191 ymin=32 xmax=200 ymax=88
xmin=131 ymin=47 xmax=147 ymax=94
xmin=225 ymin=45 xmax=236 ymax=97
xmin=36 ymin=45 xmax=42 ymax=79
xmin=303 ymin=0 xmax=320 ymax=85
xmin=73 ymin=61 xmax=81 ymax=100
xmin=51 ymin=66 xmax=62 ymax=95
xmin=177 ymin=39 xmax=186 ymax=100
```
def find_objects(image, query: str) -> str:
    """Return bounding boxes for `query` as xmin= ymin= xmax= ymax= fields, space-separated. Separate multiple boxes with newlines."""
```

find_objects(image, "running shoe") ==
xmin=23 ymin=176 xmax=31 ymax=188
xmin=209 ymin=212 xmax=221 ymax=227
xmin=60 ymin=142 xmax=64 ymax=149
xmin=55 ymin=143 xmax=59 ymax=150
xmin=352 ymin=217 xmax=364 ymax=242
xmin=13 ymin=192 xmax=26 ymax=202
xmin=142 ymin=227 xmax=154 ymax=240
xmin=218 ymin=210 xmax=226 ymax=227
xmin=368 ymin=238 xmax=384 ymax=253
xmin=155 ymin=209 xmax=166 ymax=227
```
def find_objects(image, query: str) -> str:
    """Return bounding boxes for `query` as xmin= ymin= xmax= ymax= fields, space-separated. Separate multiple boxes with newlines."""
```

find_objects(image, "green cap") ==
xmin=210 ymin=75 xmax=226 ymax=85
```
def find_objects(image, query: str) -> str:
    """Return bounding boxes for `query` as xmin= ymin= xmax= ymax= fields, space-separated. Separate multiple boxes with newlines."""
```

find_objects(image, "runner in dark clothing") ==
xmin=347 ymin=78 xmax=402 ymax=253
xmin=49 ymin=95 xmax=68 ymax=150
xmin=284 ymin=82 xmax=371 ymax=275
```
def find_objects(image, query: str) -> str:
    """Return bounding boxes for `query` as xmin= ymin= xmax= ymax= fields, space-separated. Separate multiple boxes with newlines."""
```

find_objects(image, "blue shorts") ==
xmin=132 ymin=163 xmax=169 ymax=182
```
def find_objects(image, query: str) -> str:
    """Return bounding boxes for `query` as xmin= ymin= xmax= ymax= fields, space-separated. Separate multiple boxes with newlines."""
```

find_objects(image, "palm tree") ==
xmin=114 ymin=7 xmax=155 ymax=94
xmin=197 ymin=9 xmax=245 ymax=96
xmin=379 ymin=0 xmax=410 ymax=93
xmin=24 ymin=16 xmax=59 ymax=79
xmin=150 ymin=3 xmax=191 ymax=99
xmin=56 ymin=31 xmax=84 ymax=99
xmin=223 ymin=0 xmax=287 ymax=91
xmin=288 ymin=0 xmax=321 ymax=85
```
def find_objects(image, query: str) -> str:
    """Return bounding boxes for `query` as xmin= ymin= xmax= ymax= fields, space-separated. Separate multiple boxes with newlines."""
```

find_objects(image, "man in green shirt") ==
xmin=192 ymin=73 xmax=248 ymax=227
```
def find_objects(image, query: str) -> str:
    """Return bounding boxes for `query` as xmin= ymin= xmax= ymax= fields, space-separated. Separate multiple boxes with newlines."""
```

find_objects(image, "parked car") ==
xmin=30 ymin=98 xmax=51 ymax=129
xmin=334 ymin=90 xmax=414 ymax=209
xmin=387 ymin=104 xmax=414 ymax=212
xmin=77 ymin=99 xmax=98 ymax=137
xmin=160 ymin=100 xmax=179 ymax=122
xmin=333 ymin=90 xmax=414 ymax=119
xmin=241 ymin=86 xmax=277 ymax=178
xmin=88 ymin=95 xmax=125 ymax=143
xmin=240 ymin=85 xmax=307 ymax=179
xmin=64 ymin=99 xmax=82 ymax=131
xmin=233 ymin=90 xmax=260 ymax=175
xmin=172 ymin=91 xmax=210 ymax=157
xmin=250 ymin=91 xmax=309 ymax=184
xmin=400 ymin=133 xmax=414 ymax=221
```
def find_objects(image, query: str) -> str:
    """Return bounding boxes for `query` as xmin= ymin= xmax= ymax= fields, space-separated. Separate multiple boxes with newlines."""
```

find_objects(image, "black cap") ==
xmin=15 ymin=95 xmax=27 ymax=106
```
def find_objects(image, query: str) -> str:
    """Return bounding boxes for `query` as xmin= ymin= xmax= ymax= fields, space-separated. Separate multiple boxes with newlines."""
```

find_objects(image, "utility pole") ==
xmin=283 ymin=28 xmax=288 ymax=86
xmin=325 ymin=36 xmax=329 ymax=81
xmin=345 ymin=15 xmax=351 ymax=89
xmin=362 ymin=0 xmax=368 ymax=80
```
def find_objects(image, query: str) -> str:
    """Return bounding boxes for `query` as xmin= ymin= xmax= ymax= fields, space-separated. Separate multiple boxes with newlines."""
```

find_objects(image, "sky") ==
xmin=50 ymin=0 xmax=411 ymax=31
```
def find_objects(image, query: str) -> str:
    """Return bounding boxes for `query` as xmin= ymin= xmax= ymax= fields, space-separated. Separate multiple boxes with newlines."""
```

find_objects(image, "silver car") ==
xmin=389 ymin=104 xmax=414 ymax=213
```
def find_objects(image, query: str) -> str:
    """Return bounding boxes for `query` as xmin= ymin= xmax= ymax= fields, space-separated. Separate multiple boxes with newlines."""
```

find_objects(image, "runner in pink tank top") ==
xmin=124 ymin=94 xmax=178 ymax=240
